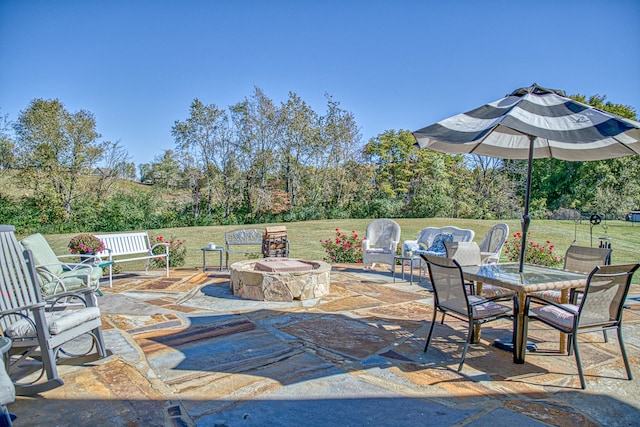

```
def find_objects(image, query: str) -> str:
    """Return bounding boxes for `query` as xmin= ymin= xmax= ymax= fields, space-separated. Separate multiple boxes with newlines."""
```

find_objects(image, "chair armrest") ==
xmin=362 ymin=238 xmax=371 ymax=251
xmin=0 ymin=301 xmax=47 ymax=317
xmin=403 ymin=240 xmax=419 ymax=252
xmin=149 ymin=242 xmax=170 ymax=255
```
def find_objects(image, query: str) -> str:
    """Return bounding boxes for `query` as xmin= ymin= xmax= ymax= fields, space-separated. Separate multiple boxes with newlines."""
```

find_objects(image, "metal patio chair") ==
xmin=422 ymin=254 xmax=515 ymax=371
xmin=525 ymin=263 xmax=640 ymax=389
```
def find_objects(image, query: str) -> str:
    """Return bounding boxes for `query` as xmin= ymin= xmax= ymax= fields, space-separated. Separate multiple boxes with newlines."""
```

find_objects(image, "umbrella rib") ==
xmin=467 ymin=124 xmax=501 ymax=155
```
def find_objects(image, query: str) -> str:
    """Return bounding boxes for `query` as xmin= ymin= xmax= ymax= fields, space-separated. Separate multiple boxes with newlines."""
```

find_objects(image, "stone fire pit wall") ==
xmin=229 ymin=258 xmax=331 ymax=302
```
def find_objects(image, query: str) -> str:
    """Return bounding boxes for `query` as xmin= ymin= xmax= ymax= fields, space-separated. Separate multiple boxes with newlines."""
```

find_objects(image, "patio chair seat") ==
xmin=529 ymin=303 xmax=579 ymax=329
xmin=5 ymin=307 xmax=101 ymax=338
xmin=468 ymin=295 xmax=513 ymax=318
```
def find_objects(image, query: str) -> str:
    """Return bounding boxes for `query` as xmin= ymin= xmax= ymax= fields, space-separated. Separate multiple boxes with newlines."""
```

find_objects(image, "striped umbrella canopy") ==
xmin=413 ymin=83 xmax=640 ymax=271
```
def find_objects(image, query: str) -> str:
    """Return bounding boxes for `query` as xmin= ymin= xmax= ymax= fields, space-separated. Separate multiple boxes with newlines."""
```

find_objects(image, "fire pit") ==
xmin=229 ymin=258 xmax=331 ymax=302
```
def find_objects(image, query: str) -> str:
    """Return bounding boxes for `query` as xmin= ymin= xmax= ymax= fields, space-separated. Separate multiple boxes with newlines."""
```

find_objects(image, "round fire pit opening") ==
xmin=229 ymin=258 xmax=331 ymax=302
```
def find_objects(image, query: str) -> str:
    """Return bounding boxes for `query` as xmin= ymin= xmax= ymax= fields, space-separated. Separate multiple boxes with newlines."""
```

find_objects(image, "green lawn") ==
xmin=35 ymin=218 xmax=639 ymax=269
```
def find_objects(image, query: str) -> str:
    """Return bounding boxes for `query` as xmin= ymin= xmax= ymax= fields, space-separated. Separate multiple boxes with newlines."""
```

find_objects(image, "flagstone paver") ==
xmin=7 ymin=265 xmax=640 ymax=426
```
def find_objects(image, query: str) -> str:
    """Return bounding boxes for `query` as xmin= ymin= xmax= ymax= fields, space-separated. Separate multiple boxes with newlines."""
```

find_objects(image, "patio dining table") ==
xmin=460 ymin=263 xmax=587 ymax=364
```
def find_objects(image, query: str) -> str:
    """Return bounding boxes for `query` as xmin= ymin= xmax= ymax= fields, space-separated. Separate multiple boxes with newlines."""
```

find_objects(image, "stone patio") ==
xmin=7 ymin=264 xmax=640 ymax=426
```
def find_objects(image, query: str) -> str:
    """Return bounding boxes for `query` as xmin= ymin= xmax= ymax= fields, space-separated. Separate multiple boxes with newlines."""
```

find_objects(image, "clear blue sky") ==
xmin=1 ymin=0 xmax=639 ymax=166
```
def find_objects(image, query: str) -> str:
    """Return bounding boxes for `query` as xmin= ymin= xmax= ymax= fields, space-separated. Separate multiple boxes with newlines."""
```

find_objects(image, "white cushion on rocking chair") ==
xmin=5 ymin=307 xmax=101 ymax=337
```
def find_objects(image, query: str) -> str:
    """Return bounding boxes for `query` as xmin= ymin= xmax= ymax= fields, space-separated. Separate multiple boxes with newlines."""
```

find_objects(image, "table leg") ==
xmin=559 ymin=288 xmax=569 ymax=354
xmin=202 ymin=250 xmax=207 ymax=272
xmin=473 ymin=282 xmax=483 ymax=343
xmin=513 ymin=291 xmax=527 ymax=364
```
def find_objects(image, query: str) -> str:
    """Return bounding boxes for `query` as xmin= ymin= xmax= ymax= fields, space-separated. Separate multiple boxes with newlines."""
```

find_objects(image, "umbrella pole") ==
xmin=519 ymin=136 xmax=536 ymax=272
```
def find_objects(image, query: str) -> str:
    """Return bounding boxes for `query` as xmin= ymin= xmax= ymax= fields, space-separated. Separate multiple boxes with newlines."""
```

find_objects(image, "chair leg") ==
xmin=424 ymin=310 xmax=438 ymax=353
xmin=457 ymin=321 xmax=474 ymax=372
xmin=603 ymin=330 xmax=608 ymax=343
xmin=93 ymin=327 xmax=108 ymax=358
xmin=571 ymin=333 xmax=586 ymax=389
xmin=617 ymin=327 xmax=633 ymax=380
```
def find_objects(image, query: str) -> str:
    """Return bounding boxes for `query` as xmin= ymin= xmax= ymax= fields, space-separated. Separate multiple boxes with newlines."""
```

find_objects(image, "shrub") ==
xmin=150 ymin=235 xmax=187 ymax=268
xmin=503 ymin=231 xmax=563 ymax=267
xmin=320 ymin=228 xmax=363 ymax=263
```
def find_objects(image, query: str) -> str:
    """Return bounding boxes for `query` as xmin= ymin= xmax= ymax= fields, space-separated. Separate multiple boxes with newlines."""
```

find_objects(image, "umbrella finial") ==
xmin=509 ymin=84 xmax=566 ymax=97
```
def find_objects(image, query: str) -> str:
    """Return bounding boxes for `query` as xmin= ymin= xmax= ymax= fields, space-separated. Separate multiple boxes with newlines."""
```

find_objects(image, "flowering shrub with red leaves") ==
xmin=503 ymin=231 xmax=563 ymax=267
xmin=150 ymin=235 xmax=187 ymax=268
xmin=320 ymin=228 xmax=363 ymax=263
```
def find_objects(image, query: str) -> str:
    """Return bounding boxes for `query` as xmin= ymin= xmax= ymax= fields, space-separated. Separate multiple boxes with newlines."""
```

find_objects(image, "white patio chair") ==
xmin=362 ymin=219 xmax=401 ymax=271
xmin=478 ymin=223 xmax=509 ymax=264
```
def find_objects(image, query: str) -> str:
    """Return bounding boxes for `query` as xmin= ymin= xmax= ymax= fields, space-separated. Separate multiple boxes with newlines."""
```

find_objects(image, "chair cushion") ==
xmin=39 ymin=266 xmax=103 ymax=296
xmin=481 ymin=284 xmax=514 ymax=298
xmin=529 ymin=304 xmax=578 ymax=329
xmin=365 ymin=248 xmax=392 ymax=254
xmin=532 ymin=289 xmax=563 ymax=303
xmin=468 ymin=295 xmax=512 ymax=319
xmin=426 ymin=233 xmax=454 ymax=255
xmin=5 ymin=307 xmax=101 ymax=337
xmin=20 ymin=233 xmax=64 ymax=276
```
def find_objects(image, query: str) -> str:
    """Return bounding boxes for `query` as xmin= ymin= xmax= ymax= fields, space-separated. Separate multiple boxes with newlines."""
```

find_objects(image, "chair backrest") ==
xmin=444 ymin=241 xmax=481 ymax=266
xmin=0 ymin=225 xmax=43 ymax=332
xmin=19 ymin=233 xmax=64 ymax=276
xmin=578 ymin=263 xmax=640 ymax=329
xmin=365 ymin=219 xmax=401 ymax=249
xmin=423 ymin=254 xmax=469 ymax=316
xmin=478 ymin=223 xmax=509 ymax=255
xmin=416 ymin=226 xmax=474 ymax=249
xmin=564 ymin=245 xmax=612 ymax=273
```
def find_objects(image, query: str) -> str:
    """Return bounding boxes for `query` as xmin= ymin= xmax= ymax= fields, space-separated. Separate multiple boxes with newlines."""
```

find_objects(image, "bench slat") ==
xmin=93 ymin=232 xmax=168 ymax=287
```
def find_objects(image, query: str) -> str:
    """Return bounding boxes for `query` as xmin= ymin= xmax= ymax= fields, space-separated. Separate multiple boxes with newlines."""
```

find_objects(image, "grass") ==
xmin=32 ymin=218 xmax=639 ymax=270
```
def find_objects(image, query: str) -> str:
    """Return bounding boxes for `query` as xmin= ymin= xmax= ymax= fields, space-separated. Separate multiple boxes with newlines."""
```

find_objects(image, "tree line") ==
xmin=0 ymin=89 xmax=638 ymax=234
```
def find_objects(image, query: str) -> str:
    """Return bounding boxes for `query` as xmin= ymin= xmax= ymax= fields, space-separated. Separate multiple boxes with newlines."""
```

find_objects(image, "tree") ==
xmin=230 ymin=87 xmax=281 ymax=220
xmin=279 ymin=92 xmax=321 ymax=209
xmin=95 ymin=140 xmax=133 ymax=198
xmin=529 ymin=94 xmax=639 ymax=218
xmin=0 ymin=110 xmax=16 ymax=172
xmin=13 ymin=98 xmax=103 ymax=218
xmin=315 ymin=94 xmax=364 ymax=212
xmin=172 ymin=98 xmax=239 ymax=219
xmin=364 ymin=129 xmax=416 ymax=199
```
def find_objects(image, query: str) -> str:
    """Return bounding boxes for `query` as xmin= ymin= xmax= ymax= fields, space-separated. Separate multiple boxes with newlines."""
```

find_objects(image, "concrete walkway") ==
xmin=9 ymin=264 xmax=640 ymax=426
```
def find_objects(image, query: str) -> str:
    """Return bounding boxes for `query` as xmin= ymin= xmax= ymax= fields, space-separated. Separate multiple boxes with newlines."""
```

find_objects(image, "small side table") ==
xmin=201 ymin=247 xmax=224 ymax=271
xmin=393 ymin=255 xmax=421 ymax=284
xmin=97 ymin=260 xmax=115 ymax=290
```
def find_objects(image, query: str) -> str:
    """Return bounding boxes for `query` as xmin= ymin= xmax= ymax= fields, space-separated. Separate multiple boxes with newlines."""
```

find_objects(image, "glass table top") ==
xmin=461 ymin=263 xmax=587 ymax=291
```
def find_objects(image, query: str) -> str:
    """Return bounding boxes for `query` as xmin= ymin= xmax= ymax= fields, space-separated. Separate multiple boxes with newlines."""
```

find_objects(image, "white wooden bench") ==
xmin=94 ymin=231 xmax=169 ymax=287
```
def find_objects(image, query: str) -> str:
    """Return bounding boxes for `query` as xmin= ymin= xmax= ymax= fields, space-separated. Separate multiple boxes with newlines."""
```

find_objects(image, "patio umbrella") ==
xmin=413 ymin=83 xmax=640 ymax=272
